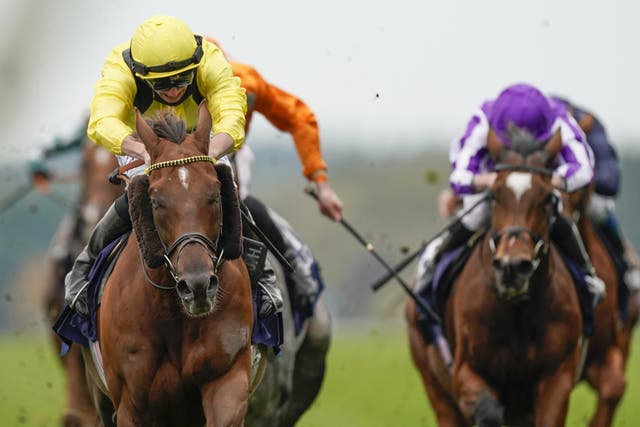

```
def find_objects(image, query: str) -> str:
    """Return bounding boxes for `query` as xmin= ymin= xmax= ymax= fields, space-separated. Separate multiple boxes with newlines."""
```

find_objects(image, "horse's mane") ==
xmin=146 ymin=111 xmax=187 ymax=144
xmin=504 ymin=123 xmax=544 ymax=157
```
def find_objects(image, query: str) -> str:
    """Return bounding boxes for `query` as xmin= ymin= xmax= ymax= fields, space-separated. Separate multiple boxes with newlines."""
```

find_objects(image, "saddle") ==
xmin=52 ymin=232 xmax=130 ymax=355
xmin=53 ymin=233 xmax=284 ymax=355
xmin=416 ymin=231 xmax=596 ymax=344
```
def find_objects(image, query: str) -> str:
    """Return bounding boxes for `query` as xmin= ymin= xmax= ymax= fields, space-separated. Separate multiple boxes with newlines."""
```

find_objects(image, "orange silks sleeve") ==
xmin=234 ymin=63 xmax=327 ymax=180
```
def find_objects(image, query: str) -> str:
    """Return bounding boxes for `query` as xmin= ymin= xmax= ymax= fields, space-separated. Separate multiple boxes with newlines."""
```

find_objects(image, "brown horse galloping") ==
xmin=407 ymin=133 xmax=585 ymax=426
xmin=563 ymin=186 xmax=638 ymax=427
xmin=84 ymin=104 xmax=253 ymax=426
xmin=42 ymin=139 xmax=122 ymax=427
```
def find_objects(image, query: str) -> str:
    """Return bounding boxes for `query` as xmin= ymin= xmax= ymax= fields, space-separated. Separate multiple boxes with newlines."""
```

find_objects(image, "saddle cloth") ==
xmin=52 ymin=233 xmax=284 ymax=357
xmin=416 ymin=238 xmax=595 ymax=345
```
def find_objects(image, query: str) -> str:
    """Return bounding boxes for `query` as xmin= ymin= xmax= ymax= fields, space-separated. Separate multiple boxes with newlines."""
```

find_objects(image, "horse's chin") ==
xmin=180 ymin=297 xmax=217 ymax=318
xmin=494 ymin=274 xmax=531 ymax=302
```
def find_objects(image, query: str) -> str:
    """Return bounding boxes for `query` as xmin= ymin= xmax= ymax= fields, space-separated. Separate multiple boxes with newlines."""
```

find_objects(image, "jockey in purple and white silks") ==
xmin=415 ymin=83 xmax=606 ymax=306
xmin=552 ymin=97 xmax=640 ymax=293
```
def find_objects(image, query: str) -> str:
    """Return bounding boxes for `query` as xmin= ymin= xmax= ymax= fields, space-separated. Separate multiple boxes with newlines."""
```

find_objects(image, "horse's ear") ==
xmin=543 ymin=130 xmax=562 ymax=167
xmin=128 ymin=175 xmax=165 ymax=268
xmin=193 ymin=102 xmax=212 ymax=154
xmin=487 ymin=128 xmax=505 ymax=162
xmin=215 ymin=163 xmax=243 ymax=259
xmin=135 ymin=108 xmax=159 ymax=152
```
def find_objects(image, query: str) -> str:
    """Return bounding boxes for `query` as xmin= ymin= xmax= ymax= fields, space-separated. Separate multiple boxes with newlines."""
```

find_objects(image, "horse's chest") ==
xmin=467 ymin=324 xmax=574 ymax=382
xmin=182 ymin=323 xmax=251 ymax=379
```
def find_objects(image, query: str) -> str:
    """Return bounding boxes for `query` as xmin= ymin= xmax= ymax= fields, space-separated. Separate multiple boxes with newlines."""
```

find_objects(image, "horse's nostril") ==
xmin=177 ymin=280 xmax=194 ymax=301
xmin=515 ymin=259 xmax=534 ymax=276
xmin=206 ymin=275 xmax=219 ymax=298
xmin=492 ymin=258 xmax=502 ymax=270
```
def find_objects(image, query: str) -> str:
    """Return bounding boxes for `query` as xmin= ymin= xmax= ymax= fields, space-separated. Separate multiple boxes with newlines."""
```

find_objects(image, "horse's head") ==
xmin=132 ymin=103 xmax=242 ymax=316
xmin=487 ymin=129 xmax=562 ymax=300
xmin=79 ymin=141 xmax=123 ymax=241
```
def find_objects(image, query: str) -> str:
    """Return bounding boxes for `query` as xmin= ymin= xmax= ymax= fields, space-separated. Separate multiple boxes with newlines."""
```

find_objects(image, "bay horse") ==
xmin=562 ymin=184 xmax=638 ymax=427
xmin=83 ymin=104 xmax=253 ymax=426
xmin=406 ymin=132 xmax=585 ymax=426
xmin=42 ymin=136 xmax=122 ymax=426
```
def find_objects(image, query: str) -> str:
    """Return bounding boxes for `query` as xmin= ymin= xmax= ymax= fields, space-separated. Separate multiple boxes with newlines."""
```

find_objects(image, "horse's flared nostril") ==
xmin=176 ymin=280 xmax=194 ymax=302
xmin=515 ymin=259 xmax=534 ymax=277
xmin=206 ymin=275 xmax=219 ymax=298
xmin=492 ymin=258 xmax=502 ymax=270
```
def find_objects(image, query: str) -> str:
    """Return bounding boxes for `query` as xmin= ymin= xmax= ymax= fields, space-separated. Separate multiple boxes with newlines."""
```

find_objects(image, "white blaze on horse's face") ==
xmin=178 ymin=167 xmax=189 ymax=191
xmin=505 ymin=172 xmax=532 ymax=202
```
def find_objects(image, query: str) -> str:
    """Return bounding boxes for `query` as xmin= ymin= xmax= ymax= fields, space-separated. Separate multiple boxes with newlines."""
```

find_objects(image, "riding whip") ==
xmin=304 ymin=187 xmax=441 ymax=324
xmin=370 ymin=191 xmax=492 ymax=292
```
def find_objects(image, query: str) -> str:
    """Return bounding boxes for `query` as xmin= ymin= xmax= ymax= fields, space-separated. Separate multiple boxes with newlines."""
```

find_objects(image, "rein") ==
xmin=139 ymin=155 xmax=224 ymax=291
xmin=487 ymin=163 xmax=556 ymax=298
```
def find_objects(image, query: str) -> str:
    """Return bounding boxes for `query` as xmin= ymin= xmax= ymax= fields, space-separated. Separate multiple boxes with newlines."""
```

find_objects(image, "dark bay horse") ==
xmin=84 ymin=104 xmax=253 ymax=426
xmin=42 ymin=139 xmax=122 ymax=426
xmin=563 ymin=185 xmax=638 ymax=427
xmin=407 ymin=133 xmax=585 ymax=426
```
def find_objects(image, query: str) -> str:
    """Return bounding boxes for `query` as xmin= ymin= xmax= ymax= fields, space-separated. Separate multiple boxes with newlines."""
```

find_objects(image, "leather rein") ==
xmin=488 ymin=164 xmax=558 ymax=273
xmin=133 ymin=156 xmax=225 ymax=290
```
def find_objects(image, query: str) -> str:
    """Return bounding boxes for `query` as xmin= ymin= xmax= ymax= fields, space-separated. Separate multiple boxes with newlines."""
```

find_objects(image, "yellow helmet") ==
xmin=130 ymin=16 xmax=202 ymax=79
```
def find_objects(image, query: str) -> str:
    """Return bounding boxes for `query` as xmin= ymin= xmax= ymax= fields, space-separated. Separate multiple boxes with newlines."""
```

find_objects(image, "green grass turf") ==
xmin=0 ymin=323 xmax=637 ymax=426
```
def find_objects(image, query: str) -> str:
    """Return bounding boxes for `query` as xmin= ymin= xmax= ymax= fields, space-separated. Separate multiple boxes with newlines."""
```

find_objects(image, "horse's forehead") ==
xmin=505 ymin=172 xmax=533 ymax=201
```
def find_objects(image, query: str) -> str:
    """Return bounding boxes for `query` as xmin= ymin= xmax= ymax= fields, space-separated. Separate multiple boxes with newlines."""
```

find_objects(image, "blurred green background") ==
xmin=0 ymin=146 xmax=639 ymax=426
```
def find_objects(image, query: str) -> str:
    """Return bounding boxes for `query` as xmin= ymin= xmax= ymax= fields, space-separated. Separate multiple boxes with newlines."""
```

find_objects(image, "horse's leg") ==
xmin=79 ymin=347 xmax=115 ymax=427
xmin=43 ymin=261 xmax=98 ymax=427
xmin=201 ymin=355 xmax=251 ymax=427
xmin=533 ymin=361 xmax=575 ymax=427
xmin=585 ymin=347 xmax=626 ymax=427
xmin=280 ymin=298 xmax=332 ymax=427
xmin=112 ymin=387 xmax=152 ymax=427
xmin=621 ymin=293 xmax=640 ymax=359
xmin=62 ymin=346 xmax=99 ymax=427
xmin=454 ymin=363 xmax=502 ymax=427
xmin=406 ymin=300 xmax=467 ymax=427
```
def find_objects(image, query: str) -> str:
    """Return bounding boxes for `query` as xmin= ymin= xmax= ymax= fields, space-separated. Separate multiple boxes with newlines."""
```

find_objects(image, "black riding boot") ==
xmin=552 ymin=214 xmax=606 ymax=306
xmin=415 ymin=221 xmax=474 ymax=294
xmin=240 ymin=202 xmax=283 ymax=318
xmin=64 ymin=195 xmax=131 ymax=315
xmin=597 ymin=214 xmax=640 ymax=292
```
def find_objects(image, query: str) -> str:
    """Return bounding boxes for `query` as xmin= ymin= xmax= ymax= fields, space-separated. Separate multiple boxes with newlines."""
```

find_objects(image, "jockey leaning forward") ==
xmin=63 ymin=16 xmax=282 ymax=319
xmin=204 ymin=37 xmax=343 ymax=313
xmin=551 ymin=97 xmax=640 ymax=293
xmin=415 ymin=83 xmax=606 ymax=307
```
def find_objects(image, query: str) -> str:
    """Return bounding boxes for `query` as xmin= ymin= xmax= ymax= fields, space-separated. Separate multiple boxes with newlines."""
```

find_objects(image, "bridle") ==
xmin=139 ymin=155 xmax=225 ymax=290
xmin=488 ymin=163 xmax=557 ymax=277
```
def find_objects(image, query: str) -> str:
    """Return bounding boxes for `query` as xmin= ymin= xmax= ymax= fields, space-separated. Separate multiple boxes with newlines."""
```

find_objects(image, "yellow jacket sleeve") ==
xmin=87 ymin=42 xmax=138 ymax=155
xmin=232 ymin=62 xmax=327 ymax=181
xmin=197 ymin=42 xmax=247 ymax=150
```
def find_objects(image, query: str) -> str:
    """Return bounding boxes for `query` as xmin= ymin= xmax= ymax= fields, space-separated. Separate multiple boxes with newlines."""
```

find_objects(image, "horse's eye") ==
xmin=206 ymin=190 xmax=221 ymax=205
xmin=150 ymin=198 xmax=161 ymax=210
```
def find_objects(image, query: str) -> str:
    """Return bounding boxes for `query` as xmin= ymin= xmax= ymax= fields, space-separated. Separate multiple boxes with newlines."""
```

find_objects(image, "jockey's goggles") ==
xmin=147 ymin=70 xmax=195 ymax=92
